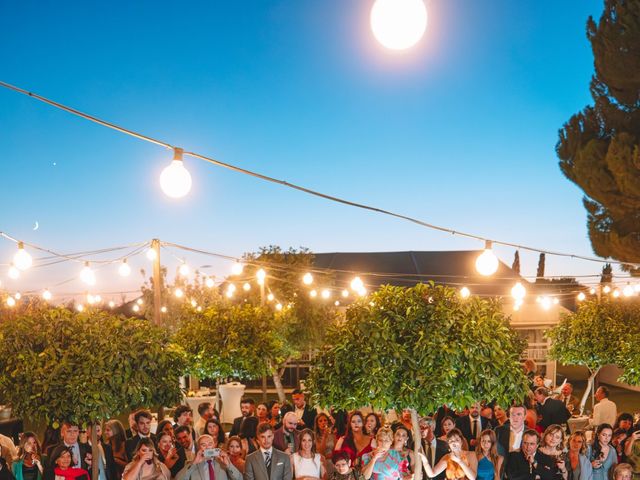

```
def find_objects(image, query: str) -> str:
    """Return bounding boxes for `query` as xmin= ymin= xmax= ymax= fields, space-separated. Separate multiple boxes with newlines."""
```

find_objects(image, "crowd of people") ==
xmin=0 ymin=381 xmax=639 ymax=480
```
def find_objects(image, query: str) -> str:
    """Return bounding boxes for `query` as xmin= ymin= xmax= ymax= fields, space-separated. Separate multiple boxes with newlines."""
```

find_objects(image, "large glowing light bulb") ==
xmin=231 ymin=262 xmax=244 ymax=275
xmin=623 ymin=284 xmax=634 ymax=297
xmin=475 ymin=241 xmax=499 ymax=276
xmin=577 ymin=292 xmax=586 ymax=301
xmin=160 ymin=148 xmax=192 ymax=198
xmin=8 ymin=263 xmax=20 ymax=279
xmin=303 ymin=273 xmax=313 ymax=285
xmin=321 ymin=289 xmax=331 ymax=299
xmin=370 ymin=0 xmax=427 ymax=50
xmin=243 ymin=282 xmax=251 ymax=291
xmin=80 ymin=262 xmax=96 ymax=286
xmin=174 ymin=288 xmax=184 ymax=298
xmin=6 ymin=297 xmax=16 ymax=307
xmin=205 ymin=277 xmax=215 ymax=288
xmin=351 ymin=277 xmax=364 ymax=292
xmin=146 ymin=248 xmax=157 ymax=261
xmin=13 ymin=242 xmax=33 ymax=271
xmin=179 ymin=262 xmax=190 ymax=277
xmin=256 ymin=269 xmax=266 ymax=285
xmin=511 ymin=282 xmax=526 ymax=301
xmin=42 ymin=289 xmax=52 ymax=301
xmin=119 ymin=259 xmax=131 ymax=277
xmin=460 ymin=287 xmax=471 ymax=299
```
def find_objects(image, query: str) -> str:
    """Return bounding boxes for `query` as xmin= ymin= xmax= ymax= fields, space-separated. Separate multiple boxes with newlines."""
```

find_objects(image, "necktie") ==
xmin=426 ymin=442 xmax=433 ymax=466
xmin=264 ymin=451 xmax=272 ymax=471
xmin=207 ymin=460 xmax=216 ymax=480
xmin=471 ymin=419 xmax=476 ymax=439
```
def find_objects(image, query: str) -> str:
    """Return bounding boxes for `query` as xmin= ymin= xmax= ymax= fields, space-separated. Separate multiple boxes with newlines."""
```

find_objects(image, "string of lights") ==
xmin=1 ymin=80 xmax=637 ymax=270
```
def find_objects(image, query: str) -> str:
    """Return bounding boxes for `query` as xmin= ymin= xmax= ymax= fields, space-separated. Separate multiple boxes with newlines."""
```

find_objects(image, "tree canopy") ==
xmin=547 ymin=298 xmax=640 ymax=383
xmin=557 ymin=0 xmax=640 ymax=270
xmin=306 ymin=283 xmax=528 ymax=413
xmin=0 ymin=307 xmax=185 ymax=426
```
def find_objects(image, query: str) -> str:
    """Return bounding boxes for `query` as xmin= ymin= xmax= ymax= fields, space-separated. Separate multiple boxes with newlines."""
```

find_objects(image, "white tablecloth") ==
xmin=567 ymin=416 xmax=590 ymax=433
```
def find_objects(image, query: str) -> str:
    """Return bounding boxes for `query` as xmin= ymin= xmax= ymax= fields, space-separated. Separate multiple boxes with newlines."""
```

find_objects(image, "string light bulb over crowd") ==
xmin=3 ymin=233 xmax=640 ymax=313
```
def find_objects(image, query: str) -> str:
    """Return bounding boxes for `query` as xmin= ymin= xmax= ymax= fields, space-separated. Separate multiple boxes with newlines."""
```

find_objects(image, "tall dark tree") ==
xmin=512 ymin=251 xmax=521 ymax=275
xmin=557 ymin=0 xmax=640 ymax=271
xmin=600 ymin=263 xmax=613 ymax=284
xmin=536 ymin=253 xmax=546 ymax=281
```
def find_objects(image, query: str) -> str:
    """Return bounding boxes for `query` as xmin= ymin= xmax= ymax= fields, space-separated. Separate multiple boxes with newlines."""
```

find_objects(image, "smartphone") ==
xmin=204 ymin=448 xmax=220 ymax=459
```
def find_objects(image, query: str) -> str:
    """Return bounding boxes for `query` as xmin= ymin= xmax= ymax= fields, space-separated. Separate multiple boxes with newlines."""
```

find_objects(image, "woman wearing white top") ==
xmin=293 ymin=430 xmax=327 ymax=480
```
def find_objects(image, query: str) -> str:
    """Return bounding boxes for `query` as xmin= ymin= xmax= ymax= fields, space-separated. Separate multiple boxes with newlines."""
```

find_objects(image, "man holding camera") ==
xmin=176 ymin=435 xmax=242 ymax=480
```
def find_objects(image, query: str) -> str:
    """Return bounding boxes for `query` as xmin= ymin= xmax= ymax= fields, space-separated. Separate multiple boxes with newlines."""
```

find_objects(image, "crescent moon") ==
xmin=33 ymin=221 xmax=39 ymax=231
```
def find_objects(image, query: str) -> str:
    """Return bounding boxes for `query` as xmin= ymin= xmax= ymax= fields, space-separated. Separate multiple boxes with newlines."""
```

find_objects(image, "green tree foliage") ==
xmin=306 ymin=283 xmax=528 ymax=413
xmin=547 ymin=298 xmax=640 ymax=382
xmin=0 ymin=307 xmax=185 ymax=426
xmin=174 ymin=302 xmax=292 ymax=381
xmin=557 ymin=1 xmax=640 ymax=270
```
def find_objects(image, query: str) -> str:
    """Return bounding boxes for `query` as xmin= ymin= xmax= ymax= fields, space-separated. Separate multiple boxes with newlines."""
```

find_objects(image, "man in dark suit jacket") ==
xmin=495 ymin=405 xmax=527 ymax=458
xmin=46 ymin=423 xmax=91 ymax=471
xmin=291 ymin=389 xmax=316 ymax=431
xmin=506 ymin=429 xmax=564 ymax=480
xmin=230 ymin=398 xmax=256 ymax=437
xmin=125 ymin=409 xmax=157 ymax=460
xmin=418 ymin=416 xmax=449 ymax=480
xmin=244 ymin=423 xmax=292 ymax=480
xmin=455 ymin=403 xmax=489 ymax=450
xmin=534 ymin=387 xmax=570 ymax=431
xmin=272 ymin=412 xmax=301 ymax=454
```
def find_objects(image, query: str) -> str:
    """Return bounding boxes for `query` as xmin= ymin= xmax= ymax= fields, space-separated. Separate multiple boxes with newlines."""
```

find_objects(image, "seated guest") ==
xmin=12 ymin=432 xmax=44 ymax=480
xmin=391 ymin=425 xmax=414 ymax=478
xmin=268 ymin=402 xmax=281 ymax=429
xmin=418 ymin=416 xmax=449 ymax=480
xmin=506 ymin=429 xmax=566 ymax=480
xmin=439 ymin=417 xmax=456 ymax=442
xmin=126 ymin=410 xmax=157 ymax=461
xmin=104 ymin=419 xmax=128 ymax=480
xmin=316 ymin=414 xmax=337 ymax=468
xmin=456 ymin=404 xmax=489 ymax=450
xmin=225 ymin=437 xmax=245 ymax=474
xmin=123 ymin=438 xmax=170 ymax=480
xmin=175 ymin=435 xmax=241 ymax=480
xmin=565 ymin=431 xmax=592 ymax=480
xmin=194 ymin=403 xmax=216 ymax=438
xmin=239 ymin=417 xmax=260 ymax=456
xmin=588 ymin=424 xmax=617 ymax=480
xmin=292 ymin=429 xmax=326 ymax=480
xmin=364 ymin=414 xmax=381 ymax=438
xmin=256 ymin=404 xmax=270 ymax=426
xmin=418 ymin=428 xmax=477 ymax=480
xmin=44 ymin=447 xmax=90 ymax=480
xmin=48 ymin=423 xmax=91 ymax=471
xmin=334 ymin=412 xmax=372 ymax=465
xmin=174 ymin=407 xmax=195 ymax=443
xmin=230 ymin=398 xmax=255 ymax=438
xmin=328 ymin=451 xmax=361 ymax=480
xmin=176 ymin=427 xmax=196 ymax=463
xmin=156 ymin=422 xmax=176 ymax=441
xmin=613 ymin=463 xmax=632 ymax=480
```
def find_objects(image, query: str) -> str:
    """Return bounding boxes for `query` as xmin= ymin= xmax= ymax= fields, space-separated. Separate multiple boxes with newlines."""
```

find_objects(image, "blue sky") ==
xmin=0 ymin=0 xmax=609 ymax=298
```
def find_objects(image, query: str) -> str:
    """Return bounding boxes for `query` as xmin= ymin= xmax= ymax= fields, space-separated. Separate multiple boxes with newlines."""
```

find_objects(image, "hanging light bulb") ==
xmin=8 ymin=263 xmax=20 ymax=279
xmin=160 ymin=147 xmax=192 ymax=198
xmin=196 ymin=306 xmax=202 ymax=312
xmin=228 ymin=283 xmax=237 ymax=294
xmin=179 ymin=262 xmax=190 ymax=277
xmin=577 ymin=292 xmax=586 ymax=301
xmin=243 ymin=282 xmax=251 ymax=291
xmin=540 ymin=297 xmax=552 ymax=310
xmin=136 ymin=298 xmax=144 ymax=305
xmin=42 ymin=289 xmax=52 ymax=301
xmin=146 ymin=248 xmax=157 ymax=261
xmin=14 ymin=292 xmax=21 ymax=300
xmin=334 ymin=300 xmax=340 ymax=306
xmin=80 ymin=262 xmax=96 ymax=286
xmin=6 ymin=296 xmax=16 ymax=307
xmin=623 ymin=284 xmax=634 ymax=297
xmin=589 ymin=287 xmax=596 ymax=295
xmin=603 ymin=285 xmax=611 ymax=294
xmin=87 ymin=294 xmax=96 ymax=305
xmin=553 ymin=298 xmax=560 ymax=305
xmin=460 ymin=286 xmax=471 ymax=299
xmin=231 ymin=262 xmax=244 ymax=275
xmin=342 ymin=289 xmax=349 ymax=298
xmin=303 ymin=273 xmax=314 ymax=285
xmin=613 ymin=289 xmax=621 ymax=298
xmin=76 ymin=304 xmax=84 ymax=312
xmin=132 ymin=304 xmax=140 ymax=312
xmin=351 ymin=277 xmax=364 ymax=291
xmin=356 ymin=287 xmax=367 ymax=297
xmin=275 ymin=303 xmax=283 ymax=311
xmin=13 ymin=242 xmax=32 ymax=271
xmin=205 ymin=277 xmax=215 ymax=288
xmin=160 ymin=306 xmax=167 ymax=313
xmin=191 ymin=299 xmax=198 ymax=307
xmin=174 ymin=288 xmax=184 ymax=298
xmin=267 ymin=293 xmax=274 ymax=302
xmin=256 ymin=269 xmax=266 ymax=285
xmin=475 ymin=241 xmax=499 ymax=276
xmin=321 ymin=289 xmax=331 ymax=299
xmin=108 ymin=300 xmax=116 ymax=309
xmin=119 ymin=259 xmax=131 ymax=277
xmin=511 ymin=282 xmax=526 ymax=301
xmin=310 ymin=289 xmax=318 ymax=298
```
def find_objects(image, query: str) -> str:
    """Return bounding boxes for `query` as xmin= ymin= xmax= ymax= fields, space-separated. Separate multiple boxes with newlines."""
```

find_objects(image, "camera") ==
xmin=204 ymin=448 xmax=221 ymax=459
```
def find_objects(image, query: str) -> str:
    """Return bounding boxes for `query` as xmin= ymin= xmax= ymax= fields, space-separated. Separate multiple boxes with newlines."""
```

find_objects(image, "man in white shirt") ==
xmin=591 ymin=386 xmax=617 ymax=427
xmin=495 ymin=404 xmax=526 ymax=457
xmin=244 ymin=424 xmax=292 ymax=480
xmin=418 ymin=416 xmax=449 ymax=480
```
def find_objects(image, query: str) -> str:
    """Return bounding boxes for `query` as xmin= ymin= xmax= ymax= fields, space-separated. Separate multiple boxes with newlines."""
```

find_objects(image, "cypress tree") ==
xmin=557 ymin=0 xmax=640 ymax=271
xmin=512 ymin=251 xmax=521 ymax=275
xmin=536 ymin=253 xmax=546 ymax=281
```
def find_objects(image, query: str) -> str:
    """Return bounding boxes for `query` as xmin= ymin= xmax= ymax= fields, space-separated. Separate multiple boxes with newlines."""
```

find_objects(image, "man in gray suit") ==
xmin=177 ymin=435 xmax=242 ymax=480
xmin=244 ymin=423 xmax=292 ymax=480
